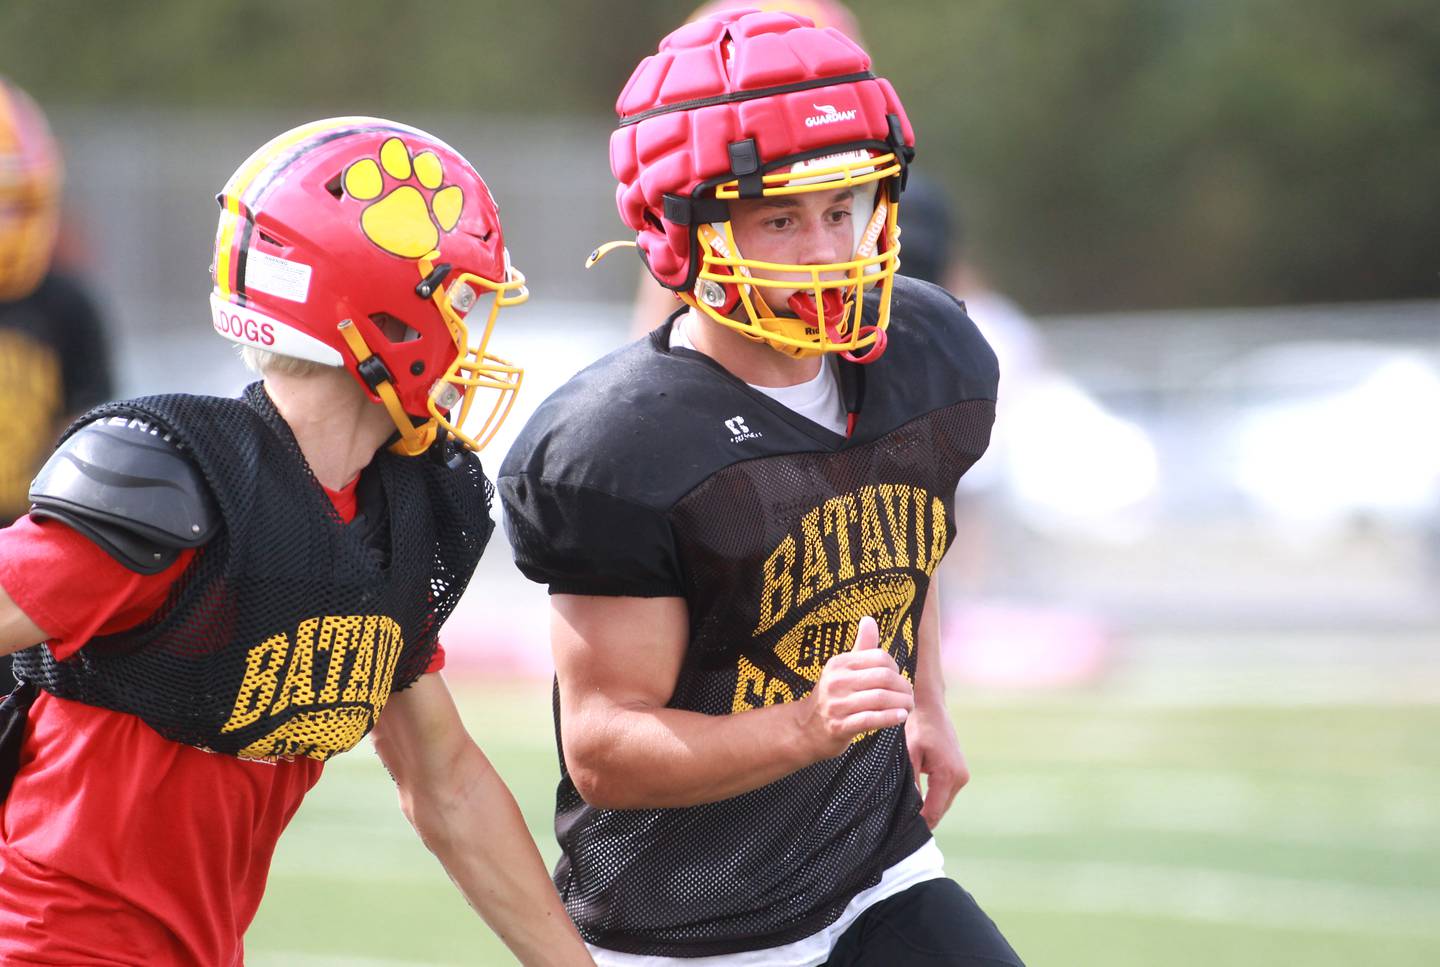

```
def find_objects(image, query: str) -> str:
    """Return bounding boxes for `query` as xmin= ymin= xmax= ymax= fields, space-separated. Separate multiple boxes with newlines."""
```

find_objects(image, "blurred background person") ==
xmin=0 ymin=78 xmax=114 ymax=688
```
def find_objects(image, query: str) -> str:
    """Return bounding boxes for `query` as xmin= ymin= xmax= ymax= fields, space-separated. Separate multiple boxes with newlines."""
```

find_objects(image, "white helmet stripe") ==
xmin=209 ymin=293 xmax=344 ymax=366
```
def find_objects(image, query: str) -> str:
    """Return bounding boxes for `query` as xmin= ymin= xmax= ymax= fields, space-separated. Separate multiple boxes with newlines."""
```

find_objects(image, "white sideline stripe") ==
xmin=963 ymin=857 xmax=1440 ymax=937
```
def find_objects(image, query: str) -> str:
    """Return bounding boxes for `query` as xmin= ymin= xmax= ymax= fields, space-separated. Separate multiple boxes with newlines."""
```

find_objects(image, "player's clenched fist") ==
xmin=798 ymin=616 xmax=914 ymax=758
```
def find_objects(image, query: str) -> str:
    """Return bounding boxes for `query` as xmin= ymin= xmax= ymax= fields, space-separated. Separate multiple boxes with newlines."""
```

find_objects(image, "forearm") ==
xmin=372 ymin=676 xmax=591 ymax=965
xmin=904 ymin=580 xmax=971 ymax=827
xmin=568 ymin=698 xmax=822 ymax=810
xmin=402 ymin=743 xmax=591 ymax=965
xmin=912 ymin=580 xmax=948 ymax=711
xmin=553 ymin=596 xmax=909 ymax=811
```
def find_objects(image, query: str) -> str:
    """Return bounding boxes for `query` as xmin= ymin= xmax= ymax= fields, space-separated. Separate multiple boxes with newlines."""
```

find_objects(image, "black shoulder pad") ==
xmin=28 ymin=416 xmax=219 ymax=574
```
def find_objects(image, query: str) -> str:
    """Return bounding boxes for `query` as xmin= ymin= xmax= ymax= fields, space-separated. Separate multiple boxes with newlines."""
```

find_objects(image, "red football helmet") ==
xmin=211 ymin=117 xmax=527 ymax=455
xmin=600 ymin=9 xmax=913 ymax=362
xmin=0 ymin=78 xmax=62 ymax=301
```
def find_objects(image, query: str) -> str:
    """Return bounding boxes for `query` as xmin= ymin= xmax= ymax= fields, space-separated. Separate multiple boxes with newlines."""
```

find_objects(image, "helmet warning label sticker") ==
xmin=245 ymin=249 xmax=313 ymax=303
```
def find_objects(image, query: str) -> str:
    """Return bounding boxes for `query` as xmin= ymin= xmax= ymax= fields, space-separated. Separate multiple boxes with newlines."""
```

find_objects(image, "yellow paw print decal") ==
xmin=343 ymin=137 xmax=465 ymax=258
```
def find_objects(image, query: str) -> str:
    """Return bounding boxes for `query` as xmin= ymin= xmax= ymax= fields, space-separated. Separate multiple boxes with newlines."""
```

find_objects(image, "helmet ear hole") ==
xmin=324 ymin=174 xmax=344 ymax=200
xmin=369 ymin=313 xmax=420 ymax=344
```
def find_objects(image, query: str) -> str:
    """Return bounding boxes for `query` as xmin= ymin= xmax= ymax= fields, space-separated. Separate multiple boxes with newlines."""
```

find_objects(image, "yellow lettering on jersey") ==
xmin=736 ymin=574 xmax=918 ymax=733
xmin=372 ymin=616 xmax=405 ymax=699
xmin=733 ymin=656 xmax=767 ymax=712
xmin=221 ymin=631 xmax=289 ymax=733
xmin=771 ymin=574 xmax=917 ymax=686
xmin=877 ymin=484 xmax=911 ymax=569
xmin=927 ymin=496 xmax=948 ymax=575
xmin=912 ymin=489 xmax=932 ymax=572
xmin=316 ymin=614 xmax=366 ymax=704
xmin=764 ymin=673 xmax=794 ymax=707
xmin=342 ymin=616 xmax=378 ymax=705
xmin=755 ymin=535 xmax=796 ymax=635
xmin=796 ymin=507 xmax=831 ymax=607
xmin=220 ymin=613 xmax=407 ymax=759
xmin=736 ymin=483 xmax=948 ymax=721
xmin=272 ymin=617 xmax=319 ymax=715
xmin=857 ymin=486 xmax=894 ymax=574
xmin=237 ymin=706 xmax=374 ymax=761
xmin=822 ymin=493 xmax=857 ymax=582
xmin=731 ymin=655 xmax=795 ymax=712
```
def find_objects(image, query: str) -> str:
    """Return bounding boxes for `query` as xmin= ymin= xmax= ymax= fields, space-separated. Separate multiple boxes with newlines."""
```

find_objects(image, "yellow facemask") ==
xmin=339 ymin=252 xmax=528 ymax=456
xmin=686 ymin=149 xmax=904 ymax=362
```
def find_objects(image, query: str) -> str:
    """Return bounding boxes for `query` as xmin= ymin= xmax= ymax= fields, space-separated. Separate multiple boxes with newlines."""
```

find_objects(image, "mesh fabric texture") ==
xmin=14 ymin=383 xmax=492 ymax=761
xmin=552 ymin=400 xmax=993 ymax=955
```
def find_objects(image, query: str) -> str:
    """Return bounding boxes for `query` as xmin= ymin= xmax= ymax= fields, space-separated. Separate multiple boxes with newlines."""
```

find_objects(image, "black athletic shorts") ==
xmin=823 ymin=878 xmax=1025 ymax=967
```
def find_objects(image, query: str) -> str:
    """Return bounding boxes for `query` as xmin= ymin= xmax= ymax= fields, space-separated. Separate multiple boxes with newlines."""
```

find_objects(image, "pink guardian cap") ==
xmin=597 ymin=8 xmax=915 ymax=362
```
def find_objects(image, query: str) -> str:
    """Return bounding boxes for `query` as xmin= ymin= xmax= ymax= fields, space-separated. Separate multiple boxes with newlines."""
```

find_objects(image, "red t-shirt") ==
xmin=0 ymin=480 xmax=444 ymax=965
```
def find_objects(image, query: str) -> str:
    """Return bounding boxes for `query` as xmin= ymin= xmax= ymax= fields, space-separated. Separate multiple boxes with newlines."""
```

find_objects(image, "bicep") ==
xmin=549 ymin=593 xmax=689 ymax=727
xmin=0 ymin=580 xmax=48 ymax=657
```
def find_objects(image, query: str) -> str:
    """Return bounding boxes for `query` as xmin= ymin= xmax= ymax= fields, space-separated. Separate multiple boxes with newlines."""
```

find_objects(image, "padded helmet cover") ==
xmin=610 ymin=10 xmax=914 ymax=290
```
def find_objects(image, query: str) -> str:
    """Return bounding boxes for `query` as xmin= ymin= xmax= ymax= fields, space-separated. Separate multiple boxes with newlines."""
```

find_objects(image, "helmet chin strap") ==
xmin=736 ymin=285 xmax=824 ymax=359
xmin=695 ymin=223 xmax=834 ymax=359
xmin=336 ymin=319 xmax=437 ymax=457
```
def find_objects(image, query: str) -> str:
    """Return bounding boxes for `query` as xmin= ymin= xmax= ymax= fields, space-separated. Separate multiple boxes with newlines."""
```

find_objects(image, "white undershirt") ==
xmin=594 ymin=313 xmax=945 ymax=966
xmin=588 ymin=840 xmax=948 ymax=967
xmin=672 ymin=310 xmax=848 ymax=435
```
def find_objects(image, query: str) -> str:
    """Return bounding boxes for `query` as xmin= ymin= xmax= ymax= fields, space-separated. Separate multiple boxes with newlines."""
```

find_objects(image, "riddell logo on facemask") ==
xmin=805 ymin=103 xmax=858 ymax=128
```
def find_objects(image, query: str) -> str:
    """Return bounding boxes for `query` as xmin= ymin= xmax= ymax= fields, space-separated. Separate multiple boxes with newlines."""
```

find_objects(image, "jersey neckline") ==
xmin=651 ymin=315 xmax=852 ymax=451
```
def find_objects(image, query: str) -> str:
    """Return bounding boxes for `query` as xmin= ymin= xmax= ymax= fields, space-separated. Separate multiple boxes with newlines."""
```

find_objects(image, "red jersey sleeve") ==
xmin=0 ymin=516 xmax=193 ymax=660
xmin=425 ymin=642 xmax=446 ymax=674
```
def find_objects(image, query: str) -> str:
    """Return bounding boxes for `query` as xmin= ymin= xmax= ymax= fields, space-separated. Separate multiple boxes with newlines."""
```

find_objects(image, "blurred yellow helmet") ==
xmin=0 ymin=78 xmax=62 ymax=301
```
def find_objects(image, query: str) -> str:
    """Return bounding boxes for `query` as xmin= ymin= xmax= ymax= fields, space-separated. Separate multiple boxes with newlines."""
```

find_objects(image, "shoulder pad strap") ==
xmin=28 ymin=416 xmax=219 ymax=574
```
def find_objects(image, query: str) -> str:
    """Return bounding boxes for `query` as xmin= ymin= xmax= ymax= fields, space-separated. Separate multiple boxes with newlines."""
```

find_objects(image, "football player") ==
xmin=627 ymin=0 xmax=871 ymax=339
xmin=0 ymin=118 xmax=592 ymax=965
xmin=0 ymin=78 xmax=116 ymax=688
xmin=499 ymin=10 xmax=1024 ymax=966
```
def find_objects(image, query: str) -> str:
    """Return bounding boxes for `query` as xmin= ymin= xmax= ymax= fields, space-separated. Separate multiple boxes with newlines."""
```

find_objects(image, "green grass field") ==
xmin=246 ymin=681 xmax=1440 ymax=966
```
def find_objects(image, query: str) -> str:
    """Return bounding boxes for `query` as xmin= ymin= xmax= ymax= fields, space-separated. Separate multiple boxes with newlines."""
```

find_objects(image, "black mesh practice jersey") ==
xmin=14 ymin=383 xmax=493 ymax=761
xmin=499 ymin=276 xmax=998 ymax=957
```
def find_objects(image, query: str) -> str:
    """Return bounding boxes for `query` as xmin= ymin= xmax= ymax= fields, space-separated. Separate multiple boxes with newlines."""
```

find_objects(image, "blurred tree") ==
xmin=2 ymin=0 xmax=1435 ymax=312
